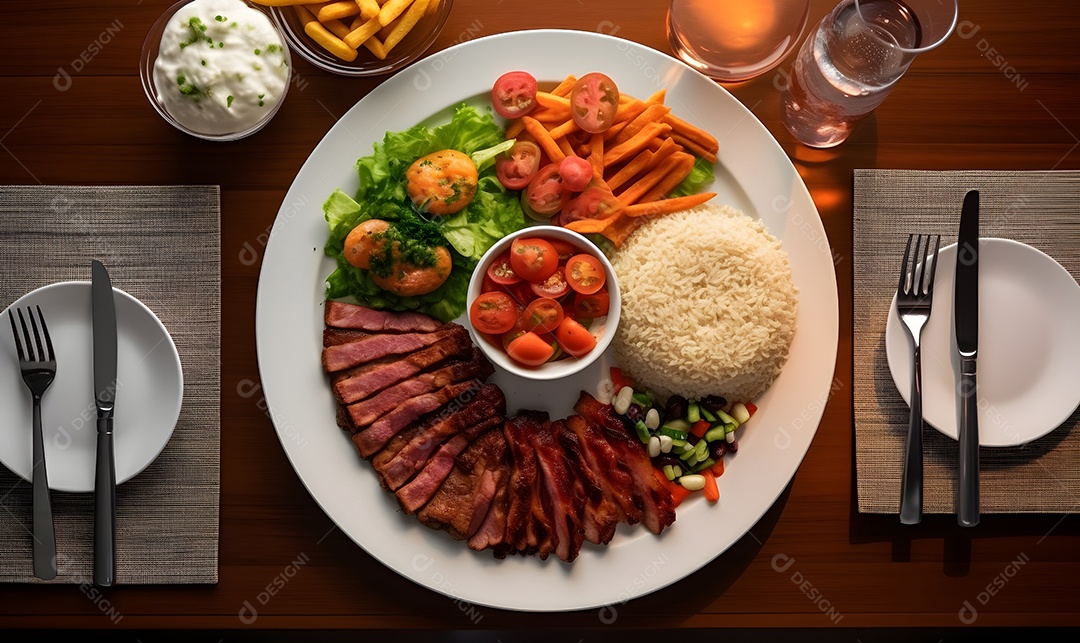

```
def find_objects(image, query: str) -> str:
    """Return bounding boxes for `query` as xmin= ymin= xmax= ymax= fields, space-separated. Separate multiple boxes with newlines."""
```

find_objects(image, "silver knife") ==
xmin=91 ymin=260 xmax=117 ymax=585
xmin=954 ymin=191 xmax=980 ymax=527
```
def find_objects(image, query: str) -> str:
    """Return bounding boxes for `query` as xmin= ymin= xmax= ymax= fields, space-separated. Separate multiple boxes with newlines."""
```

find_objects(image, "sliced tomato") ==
xmin=491 ymin=71 xmax=538 ymax=119
xmin=549 ymin=238 xmax=580 ymax=261
xmin=495 ymin=140 xmax=542 ymax=190
xmin=573 ymin=288 xmax=610 ymax=318
xmin=565 ymin=254 xmax=606 ymax=295
xmin=531 ymin=268 xmax=571 ymax=299
xmin=524 ymin=163 xmax=570 ymax=217
xmin=560 ymin=182 xmax=621 ymax=225
xmin=506 ymin=331 xmax=555 ymax=367
xmin=558 ymin=156 xmax=594 ymax=192
xmin=510 ymin=236 xmax=559 ymax=282
xmin=522 ymin=297 xmax=565 ymax=333
xmin=501 ymin=278 xmax=538 ymax=307
xmin=486 ymin=250 xmax=521 ymax=285
xmin=555 ymin=316 xmax=597 ymax=358
xmin=570 ymin=72 xmax=619 ymax=134
xmin=469 ymin=291 xmax=518 ymax=335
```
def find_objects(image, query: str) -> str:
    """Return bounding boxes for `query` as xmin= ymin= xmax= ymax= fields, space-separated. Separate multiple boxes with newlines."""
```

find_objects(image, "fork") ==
xmin=896 ymin=234 xmax=941 ymax=525
xmin=9 ymin=305 xmax=58 ymax=579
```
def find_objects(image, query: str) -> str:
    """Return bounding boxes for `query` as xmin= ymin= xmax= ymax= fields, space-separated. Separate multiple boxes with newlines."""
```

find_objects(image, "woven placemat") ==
xmin=0 ymin=185 xmax=220 ymax=583
xmin=854 ymin=170 xmax=1080 ymax=514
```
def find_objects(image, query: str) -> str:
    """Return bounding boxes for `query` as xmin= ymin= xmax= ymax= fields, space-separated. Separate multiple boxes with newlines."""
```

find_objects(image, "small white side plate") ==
xmin=0 ymin=281 xmax=183 ymax=492
xmin=886 ymin=238 xmax=1080 ymax=446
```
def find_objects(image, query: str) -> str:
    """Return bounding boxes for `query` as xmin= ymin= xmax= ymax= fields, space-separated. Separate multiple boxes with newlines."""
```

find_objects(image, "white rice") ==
xmin=609 ymin=203 xmax=798 ymax=403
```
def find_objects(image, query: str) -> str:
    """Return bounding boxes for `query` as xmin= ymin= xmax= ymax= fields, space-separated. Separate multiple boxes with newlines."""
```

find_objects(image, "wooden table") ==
xmin=2 ymin=0 xmax=1078 ymax=637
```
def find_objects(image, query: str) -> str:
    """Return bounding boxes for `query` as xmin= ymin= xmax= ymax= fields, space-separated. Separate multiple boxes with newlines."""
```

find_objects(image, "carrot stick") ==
xmin=614 ymin=104 xmax=672 ymax=146
xmin=535 ymin=91 xmax=571 ymax=110
xmin=522 ymin=116 xmax=565 ymax=163
xmin=710 ymin=458 xmax=725 ymax=477
xmin=612 ymin=99 xmax=647 ymax=127
xmin=644 ymin=137 xmax=680 ymax=171
xmin=505 ymin=117 xmax=525 ymax=139
xmin=638 ymin=152 xmax=696 ymax=203
xmin=603 ymin=122 xmax=671 ymax=167
xmin=618 ymin=153 xmax=687 ymax=206
xmin=604 ymin=149 xmax=652 ymax=191
xmin=622 ymin=191 xmax=716 ymax=218
xmin=703 ymin=469 xmax=720 ymax=503
xmin=588 ymin=132 xmax=604 ymax=179
xmin=663 ymin=113 xmax=719 ymax=153
xmin=550 ymin=74 xmax=577 ymax=97
xmin=672 ymin=133 xmax=718 ymax=163
xmin=548 ymin=118 xmax=579 ymax=140
xmin=556 ymin=136 xmax=575 ymax=159
xmin=530 ymin=106 xmax=571 ymax=123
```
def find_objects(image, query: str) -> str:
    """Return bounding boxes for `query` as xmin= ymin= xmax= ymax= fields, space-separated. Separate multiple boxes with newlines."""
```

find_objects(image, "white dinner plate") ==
xmin=885 ymin=238 xmax=1080 ymax=446
xmin=255 ymin=29 xmax=839 ymax=612
xmin=0 ymin=282 xmax=183 ymax=492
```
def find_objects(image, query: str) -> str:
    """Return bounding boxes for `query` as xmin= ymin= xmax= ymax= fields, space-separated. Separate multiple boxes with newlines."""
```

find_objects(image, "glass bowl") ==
xmin=268 ymin=0 xmax=453 ymax=77
xmin=466 ymin=226 xmax=621 ymax=382
xmin=140 ymin=0 xmax=292 ymax=141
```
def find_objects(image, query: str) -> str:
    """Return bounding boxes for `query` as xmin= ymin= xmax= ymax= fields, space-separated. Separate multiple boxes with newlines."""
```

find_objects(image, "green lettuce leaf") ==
xmin=670 ymin=156 xmax=716 ymax=198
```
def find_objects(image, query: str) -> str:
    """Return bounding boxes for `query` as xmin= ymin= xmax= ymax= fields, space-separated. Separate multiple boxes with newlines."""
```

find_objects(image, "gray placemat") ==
xmin=854 ymin=170 xmax=1080 ymax=514
xmin=0 ymin=185 xmax=220 ymax=583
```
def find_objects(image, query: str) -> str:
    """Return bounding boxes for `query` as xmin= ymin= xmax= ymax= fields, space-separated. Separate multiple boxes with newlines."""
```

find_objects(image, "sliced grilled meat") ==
xmin=343 ymin=348 xmax=493 ymax=429
xmin=556 ymin=419 xmax=619 ymax=546
xmin=531 ymin=419 xmax=586 ymax=562
xmin=467 ymin=472 xmax=510 ymax=553
xmin=503 ymin=411 xmax=556 ymax=560
xmin=331 ymin=327 xmax=472 ymax=405
xmin=322 ymin=328 xmax=458 ymax=373
xmin=353 ymin=379 xmax=483 ymax=457
xmin=416 ymin=427 xmax=509 ymax=540
xmin=325 ymin=301 xmax=445 ymax=333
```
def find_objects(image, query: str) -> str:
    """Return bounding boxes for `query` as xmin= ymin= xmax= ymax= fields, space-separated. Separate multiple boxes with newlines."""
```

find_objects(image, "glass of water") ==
xmin=667 ymin=0 xmax=811 ymax=82
xmin=780 ymin=0 xmax=959 ymax=148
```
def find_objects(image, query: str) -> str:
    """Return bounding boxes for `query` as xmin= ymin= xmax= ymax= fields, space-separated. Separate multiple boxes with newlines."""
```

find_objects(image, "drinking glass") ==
xmin=667 ymin=0 xmax=811 ymax=82
xmin=780 ymin=0 xmax=959 ymax=148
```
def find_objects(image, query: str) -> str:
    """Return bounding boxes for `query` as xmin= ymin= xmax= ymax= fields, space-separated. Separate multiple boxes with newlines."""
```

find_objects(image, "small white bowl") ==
xmin=140 ymin=0 xmax=292 ymax=141
xmin=466 ymin=226 xmax=621 ymax=381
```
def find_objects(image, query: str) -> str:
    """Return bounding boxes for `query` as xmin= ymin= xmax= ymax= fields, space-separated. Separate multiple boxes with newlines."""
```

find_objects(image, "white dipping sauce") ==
xmin=153 ymin=0 xmax=289 ymax=136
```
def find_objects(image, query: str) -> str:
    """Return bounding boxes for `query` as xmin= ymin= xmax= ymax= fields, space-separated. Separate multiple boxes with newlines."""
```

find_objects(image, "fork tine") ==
xmin=8 ymin=310 xmax=26 ymax=362
xmin=17 ymin=309 xmax=36 ymax=362
xmin=35 ymin=306 xmax=54 ymax=362
xmin=899 ymin=234 xmax=915 ymax=293
xmin=924 ymin=235 xmax=941 ymax=295
xmin=28 ymin=307 xmax=46 ymax=363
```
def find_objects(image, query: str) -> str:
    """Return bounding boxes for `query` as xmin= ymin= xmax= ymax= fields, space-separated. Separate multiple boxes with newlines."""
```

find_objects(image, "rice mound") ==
xmin=610 ymin=203 xmax=798 ymax=402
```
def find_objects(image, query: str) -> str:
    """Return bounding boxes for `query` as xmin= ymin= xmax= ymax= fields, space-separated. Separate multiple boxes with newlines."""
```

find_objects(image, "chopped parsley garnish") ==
xmin=214 ymin=14 xmax=227 ymax=22
xmin=227 ymin=95 xmax=234 ymax=108
xmin=258 ymin=93 xmax=265 ymax=107
xmin=266 ymin=44 xmax=281 ymax=53
xmin=176 ymin=73 xmax=205 ymax=100
xmin=254 ymin=48 xmax=261 ymax=55
xmin=178 ymin=17 xmax=213 ymax=49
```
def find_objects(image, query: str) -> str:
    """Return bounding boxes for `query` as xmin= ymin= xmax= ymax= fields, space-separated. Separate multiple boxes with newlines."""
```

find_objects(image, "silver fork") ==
xmin=8 ymin=305 xmax=58 ymax=579
xmin=896 ymin=234 xmax=941 ymax=525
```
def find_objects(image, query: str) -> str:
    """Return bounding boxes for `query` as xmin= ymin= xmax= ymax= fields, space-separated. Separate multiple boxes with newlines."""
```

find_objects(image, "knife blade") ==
xmin=91 ymin=260 xmax=117 ymax=585
xmin=954 ymin=190 xmax=980 ymax=527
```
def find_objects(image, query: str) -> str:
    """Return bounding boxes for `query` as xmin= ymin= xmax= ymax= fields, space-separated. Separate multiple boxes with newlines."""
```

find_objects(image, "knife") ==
xmin=954 ymin=190 xmax=980 ymax=527
xmin=91 ymin=260 xmax=117 ymax=585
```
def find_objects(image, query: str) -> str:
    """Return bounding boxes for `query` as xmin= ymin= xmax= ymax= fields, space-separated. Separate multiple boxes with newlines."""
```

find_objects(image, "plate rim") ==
xmin=885 ymin=237 xmax=1080 ymax=447
xmin=255 ymin=27 xmax=839 ymax=611
xmin=0 ymin=280 xmax=184 ymax=493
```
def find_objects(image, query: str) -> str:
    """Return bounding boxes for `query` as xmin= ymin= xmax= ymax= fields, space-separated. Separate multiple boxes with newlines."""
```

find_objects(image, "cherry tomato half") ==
xmin=570 ymin=72 xmax=619 ymax=134
xmin=470 ymin=291 xmax=518 ymax=335
xmin=531 ymin=267 xmax=571 ymax=299
xmin=549 ymin=238 xmax=581 ymax=261
xmin=510 ymin=236 xmax=559 ymax=283
xmin=560 ymin=182 xmax=622 ymax=225
xmin=491 ymin=71 xmax=538 ymax=119
xmin=555 ymin=317 xmax=597 ymax=358
xmin=506 ymin=331 xmax=555 ymax=367
xmin=495 ymin=140 xmax=542 ymax=190
xmin=573 ymin=288 xmax=610 ymax=318
xmin=565 ymin=254 xmax=607 ymax=295
xmin=522 ymin=297 xmax=565 ymax=334
xmin=524 ymin=163 xmax=570 ymax=217
xmin=486 ymin=250 xmax=521 ymax=285
xmin=559 ymin=156 xmax=594 ymax=192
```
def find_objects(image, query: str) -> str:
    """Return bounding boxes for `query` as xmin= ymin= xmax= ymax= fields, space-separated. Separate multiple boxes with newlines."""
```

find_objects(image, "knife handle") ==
xmin=958 ymin=366 xmax=980 ymax=527
xmin=95 ymin=416 xmax=116 ymax=586
xmin=899 ymin=342 xmax=924 ymax=524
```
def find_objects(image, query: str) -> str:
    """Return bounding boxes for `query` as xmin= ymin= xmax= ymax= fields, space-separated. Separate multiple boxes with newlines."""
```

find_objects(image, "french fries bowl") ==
xmin=261 ymin=0 xmax=453 ymax=76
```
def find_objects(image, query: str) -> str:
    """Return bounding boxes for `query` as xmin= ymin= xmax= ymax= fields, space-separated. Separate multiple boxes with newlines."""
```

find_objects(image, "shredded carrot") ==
xmin=622 ymin=191 xmax=717 ymax=218
xmin=703 ymin=469 xmax=720 ymax=503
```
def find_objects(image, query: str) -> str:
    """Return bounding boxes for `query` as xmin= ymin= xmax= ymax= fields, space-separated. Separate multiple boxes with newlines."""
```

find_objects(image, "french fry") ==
xmin=344 ymin=15 xmax=382 ymax=48
xmin=316 ymin=0 xmax=361 ymax=21
xmin=618 ymin=152 xmax=692 ymax=207
xmin=603 ymin=122 xmax=671 ymax=168
xmin=363 ymin=35 xmax=388 ymax=59
xmin=425 ymin=0 xmax=441 ymax=17
xmin=249 ymin=0 xmax=317 ymax=5
xmin=378 ymin=0 xmax=414 ymax=26
xmin=522 ymin=116 xmax=565 ymax=163
xmin=623 ymin=192 xmax=717 ymax=218
xmin=304 ymin=17 xmax=358 ymax=61
xmin=638 ymin=154 xmax=698 ymax=204
xmin=322 ymin=18 xmax=352 ymax=39
xmin=383 ymin=0 xmax=428 ymax=53
xmin=356 ymin=0 xmax=381 ymax=20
